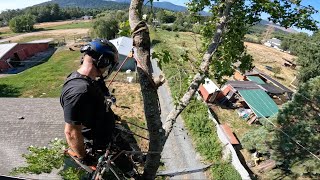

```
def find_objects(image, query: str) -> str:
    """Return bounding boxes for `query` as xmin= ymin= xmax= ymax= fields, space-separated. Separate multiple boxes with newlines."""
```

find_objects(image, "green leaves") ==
xmin=9 ymin=14 xmax=36 ymax=33
xmin=11 ymin=138 xmax=67 ymax=175
xmin=118 ymin=20 xmax=131 ymax=37
xmin=152 ymin=50 xmax=172 ymax=70
xmin=10 ymin=138 xmax=85 ymax=179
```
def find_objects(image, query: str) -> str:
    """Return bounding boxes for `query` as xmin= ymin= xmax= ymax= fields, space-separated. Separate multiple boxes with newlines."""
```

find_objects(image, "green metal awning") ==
xmin=238 ymin=89 xmax=279 ymax=118
xmin=247 ymin=76 xmax=266 ymax=84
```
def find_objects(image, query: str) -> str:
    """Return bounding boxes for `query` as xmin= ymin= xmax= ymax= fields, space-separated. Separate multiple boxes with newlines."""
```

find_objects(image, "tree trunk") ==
xmin=129 ymin=0 xmax=233 ymax=178
xmin=129 ymin=0 xmax=164 ymax=179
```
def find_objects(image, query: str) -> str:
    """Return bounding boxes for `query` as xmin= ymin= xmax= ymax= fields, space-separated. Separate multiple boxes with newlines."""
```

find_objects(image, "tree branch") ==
xmin=162 ymin=0 xmax=233 ymax=142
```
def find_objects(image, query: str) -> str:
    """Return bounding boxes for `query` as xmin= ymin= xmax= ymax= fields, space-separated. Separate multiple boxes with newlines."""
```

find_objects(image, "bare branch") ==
xmin=162 ymin=0 xmax=234 ymax=142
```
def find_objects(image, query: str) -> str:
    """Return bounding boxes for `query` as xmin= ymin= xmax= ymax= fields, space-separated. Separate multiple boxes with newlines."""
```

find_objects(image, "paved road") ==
xmin=151 ymin=58 xmax=207 ymax=179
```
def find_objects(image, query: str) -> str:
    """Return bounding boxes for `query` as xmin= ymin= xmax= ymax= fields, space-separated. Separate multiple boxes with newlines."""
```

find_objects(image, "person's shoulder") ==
xmin=64 ymin=79 xmax=91 ymax=94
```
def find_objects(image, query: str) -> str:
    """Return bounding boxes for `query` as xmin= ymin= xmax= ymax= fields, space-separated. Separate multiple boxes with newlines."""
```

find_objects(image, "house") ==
xmin=197 ymin=78 xmax=220 ymax=103
xmin=218 ymin=81 xmax=279 ymax=124
xmin=82 ymin=15 xmax=93 ymax=20
xmin=110 ymin=37 xmax=136 ymax=71
xmin=0 ymin=98 xmax=64 ymax=178
xmin=233 ymin=68 xmax=293 ymax=99
xmin=264 ymin=38 xmax=282 ymax=49
xmin=0 ymin=41 xmax=49 ymax=72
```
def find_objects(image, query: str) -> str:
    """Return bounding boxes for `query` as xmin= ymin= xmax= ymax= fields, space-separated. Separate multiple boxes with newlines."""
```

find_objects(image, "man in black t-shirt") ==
xmin=60 ymin=39 xmax=119 ymax=163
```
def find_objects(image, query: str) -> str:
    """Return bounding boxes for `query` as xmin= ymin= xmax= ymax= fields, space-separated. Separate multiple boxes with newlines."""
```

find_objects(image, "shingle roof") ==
xmin=239 ymin=89 xmax=279 ymax=118
xmin=259 ymin=84 xmax=285 ymax=94
xmin=0 ymin=98 xmax=64 ymax=178
xmin=0 ymin=43 xmax=17 ymax=60
xmin=28 ymin=38 xmax=54 ymax=43
xmin=259 ymin=73 xmax=293 ymax=93
xmin=110 ymin=37 xmax=133 ymax=56
xmin=267 ymin=38 xmax=281 ymax=45
xmin=226 ymin=81 xmax=261 ymax=90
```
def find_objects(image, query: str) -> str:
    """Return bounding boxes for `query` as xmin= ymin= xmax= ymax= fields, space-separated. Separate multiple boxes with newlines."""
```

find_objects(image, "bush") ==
xmin=9 ymin=14 xmax=36 ymax=33
xmin=160 ymin=24 xmax=172 ymax=31
xmin=91 ymin=15 xmax=118 ymax=39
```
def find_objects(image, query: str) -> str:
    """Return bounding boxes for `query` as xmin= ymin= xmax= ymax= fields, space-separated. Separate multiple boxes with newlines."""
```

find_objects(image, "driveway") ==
xmin=151 ymin=58 xmax=207 ymax=179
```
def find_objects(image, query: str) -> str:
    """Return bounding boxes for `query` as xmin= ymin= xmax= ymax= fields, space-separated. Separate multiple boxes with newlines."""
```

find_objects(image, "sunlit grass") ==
xmin=0 ymin=49 xmax=81 ymax=97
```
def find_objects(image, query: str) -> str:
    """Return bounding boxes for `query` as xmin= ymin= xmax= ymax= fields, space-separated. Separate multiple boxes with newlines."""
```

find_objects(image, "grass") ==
xmin=212 ymin=106 xmax=256 ymax=139
xmin=0 ymin=31 xmax=17 ymax=38
xmin=42 ymin=21 xmax=92 ymax=31
xmin=14 ymin=35 xmax=54 ymax=43
xmin=0 ymin=49 xmax=81 ymax=97
xmin=244 ymin=42 xmax=297 ymax=88
xmin=151 ymin=28 xmax=241 ymax=179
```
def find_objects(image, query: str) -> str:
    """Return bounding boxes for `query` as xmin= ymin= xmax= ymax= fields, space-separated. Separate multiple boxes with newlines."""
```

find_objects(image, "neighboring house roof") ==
xmin=247 ymin=76 xmax=265 ymax=84
xmin=110 ymin=37 xmax=133 ymax=56
xmin=259 ymin=84 xmax=285 ymax=94
xmin=238 ymin=89 xmax=279 ymax=118
xmin=259 ymin=73 xmax=293 ymax=93
xmin=243 ymin=68 xmax=260 ymax=76
xmin=226 ymin=81 xmax=261 ymax=90
xmin=0 ymin=98 xmax=64 ymax=179
xmin=220 ymin=124 xmax=239 ymax=145
xmin=199 ymin=78 xmax=220 ymax=102
xmin=203 ymin=78 xmax=219 ymax=94
xmin=28 ymin=38 xmax=54 ymax=43
xmin=0 ymin=43 xmax=18 ymax=59
xmin=267 ymin=38 xmax=281 ymax=46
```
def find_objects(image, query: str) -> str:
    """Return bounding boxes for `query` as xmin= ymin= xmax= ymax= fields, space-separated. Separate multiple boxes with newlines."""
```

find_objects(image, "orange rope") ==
xmin=107 ymin=51 xmax=133 ymax=88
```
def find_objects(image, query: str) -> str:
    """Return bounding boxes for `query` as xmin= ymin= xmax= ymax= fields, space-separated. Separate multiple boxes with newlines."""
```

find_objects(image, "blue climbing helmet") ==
xmin=80 ymin=39 xmax=119 ymax=70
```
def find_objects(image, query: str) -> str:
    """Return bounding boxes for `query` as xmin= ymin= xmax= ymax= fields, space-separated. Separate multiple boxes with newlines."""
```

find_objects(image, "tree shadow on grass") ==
xmin=0 ymin=84 xmax=21 ymax=97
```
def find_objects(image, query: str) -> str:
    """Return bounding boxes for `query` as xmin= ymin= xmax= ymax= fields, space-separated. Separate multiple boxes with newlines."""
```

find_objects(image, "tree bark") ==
xmin=129 ymin=0 xmax=233 ymax=178
xmin=129 ymin=0 xmax=164 ymax=179
xmin=162 ymin=0 xmax=233 ymax=143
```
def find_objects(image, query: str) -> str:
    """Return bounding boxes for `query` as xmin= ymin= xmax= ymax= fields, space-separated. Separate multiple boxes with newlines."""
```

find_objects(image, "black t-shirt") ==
xmin=60 ymin=71 xmax=115 ymax=147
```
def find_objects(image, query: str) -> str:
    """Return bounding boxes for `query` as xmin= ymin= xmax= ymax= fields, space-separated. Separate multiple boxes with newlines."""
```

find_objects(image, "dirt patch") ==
xmin=109 ymin=81 xmax=148 ymax=151
xmin=1 ymin=28 xmax=89 ymax=43
xmin=35 ymin=20 xmax=91 ymax=28
xmin=245 ymin=42 xmax=297 ymax=88
xmin=0 ymin=20 xmax=91 ymax=33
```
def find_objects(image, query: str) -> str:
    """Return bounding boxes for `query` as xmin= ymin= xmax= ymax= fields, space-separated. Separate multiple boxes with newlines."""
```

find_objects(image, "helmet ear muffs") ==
xmin=80 ymin=45 xmax=92 ymax=53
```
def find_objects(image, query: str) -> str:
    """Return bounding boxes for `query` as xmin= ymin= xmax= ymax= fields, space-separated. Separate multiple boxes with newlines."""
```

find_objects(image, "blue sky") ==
xmin=0 ymin=0 xmax=319 ymax=31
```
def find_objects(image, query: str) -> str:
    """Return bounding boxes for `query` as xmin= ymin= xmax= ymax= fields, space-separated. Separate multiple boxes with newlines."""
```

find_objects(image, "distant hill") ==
xmin=38 ymin=0 xmax=130 ymax=9
xmin=38 ymin=0 xmax=210 ymax=15
xmin=259 ymin=19 xmax=298 ymax=33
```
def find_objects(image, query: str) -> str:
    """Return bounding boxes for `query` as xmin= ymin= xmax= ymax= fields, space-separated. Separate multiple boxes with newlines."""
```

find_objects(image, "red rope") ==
xmin=107 ymin=48 xmax=156 ymax=88
xmin=107 ymin=54 xmax=131 ymax=88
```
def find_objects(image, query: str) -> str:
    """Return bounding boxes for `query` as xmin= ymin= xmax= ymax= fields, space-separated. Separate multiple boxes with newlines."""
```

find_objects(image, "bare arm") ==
xmin=64 ymin=123 xmax=85 ymax=158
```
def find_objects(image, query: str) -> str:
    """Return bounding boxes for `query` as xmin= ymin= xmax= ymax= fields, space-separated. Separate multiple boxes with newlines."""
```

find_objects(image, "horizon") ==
xmin=0 ymin=0 xmax=318 ymax=33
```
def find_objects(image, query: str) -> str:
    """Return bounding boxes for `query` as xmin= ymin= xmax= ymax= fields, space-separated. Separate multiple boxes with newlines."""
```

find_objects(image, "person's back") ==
xmin=61 ymin=39 xmax=119 ymax=161
xmin=60 ymin=71 xmax=115 ymax=149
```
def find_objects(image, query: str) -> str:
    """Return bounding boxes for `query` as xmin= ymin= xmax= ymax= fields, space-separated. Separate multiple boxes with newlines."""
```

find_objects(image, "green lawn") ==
xmin=0 ymin=49 xmax=81 ymax=97
xmin=15 ymin=35 xmax=55 ymax=43
xmin=0 ymin=31 xmax=17 ymax=39
xmin=151 ymin=29 xmax=241 ymax=179
xmin=42 ymin=21 xmax=92 ymax=31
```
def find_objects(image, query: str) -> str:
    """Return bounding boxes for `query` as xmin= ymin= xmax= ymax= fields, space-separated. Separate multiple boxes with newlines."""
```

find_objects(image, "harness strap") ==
xmin=63 ymin=72 xmax=93 ymax=86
